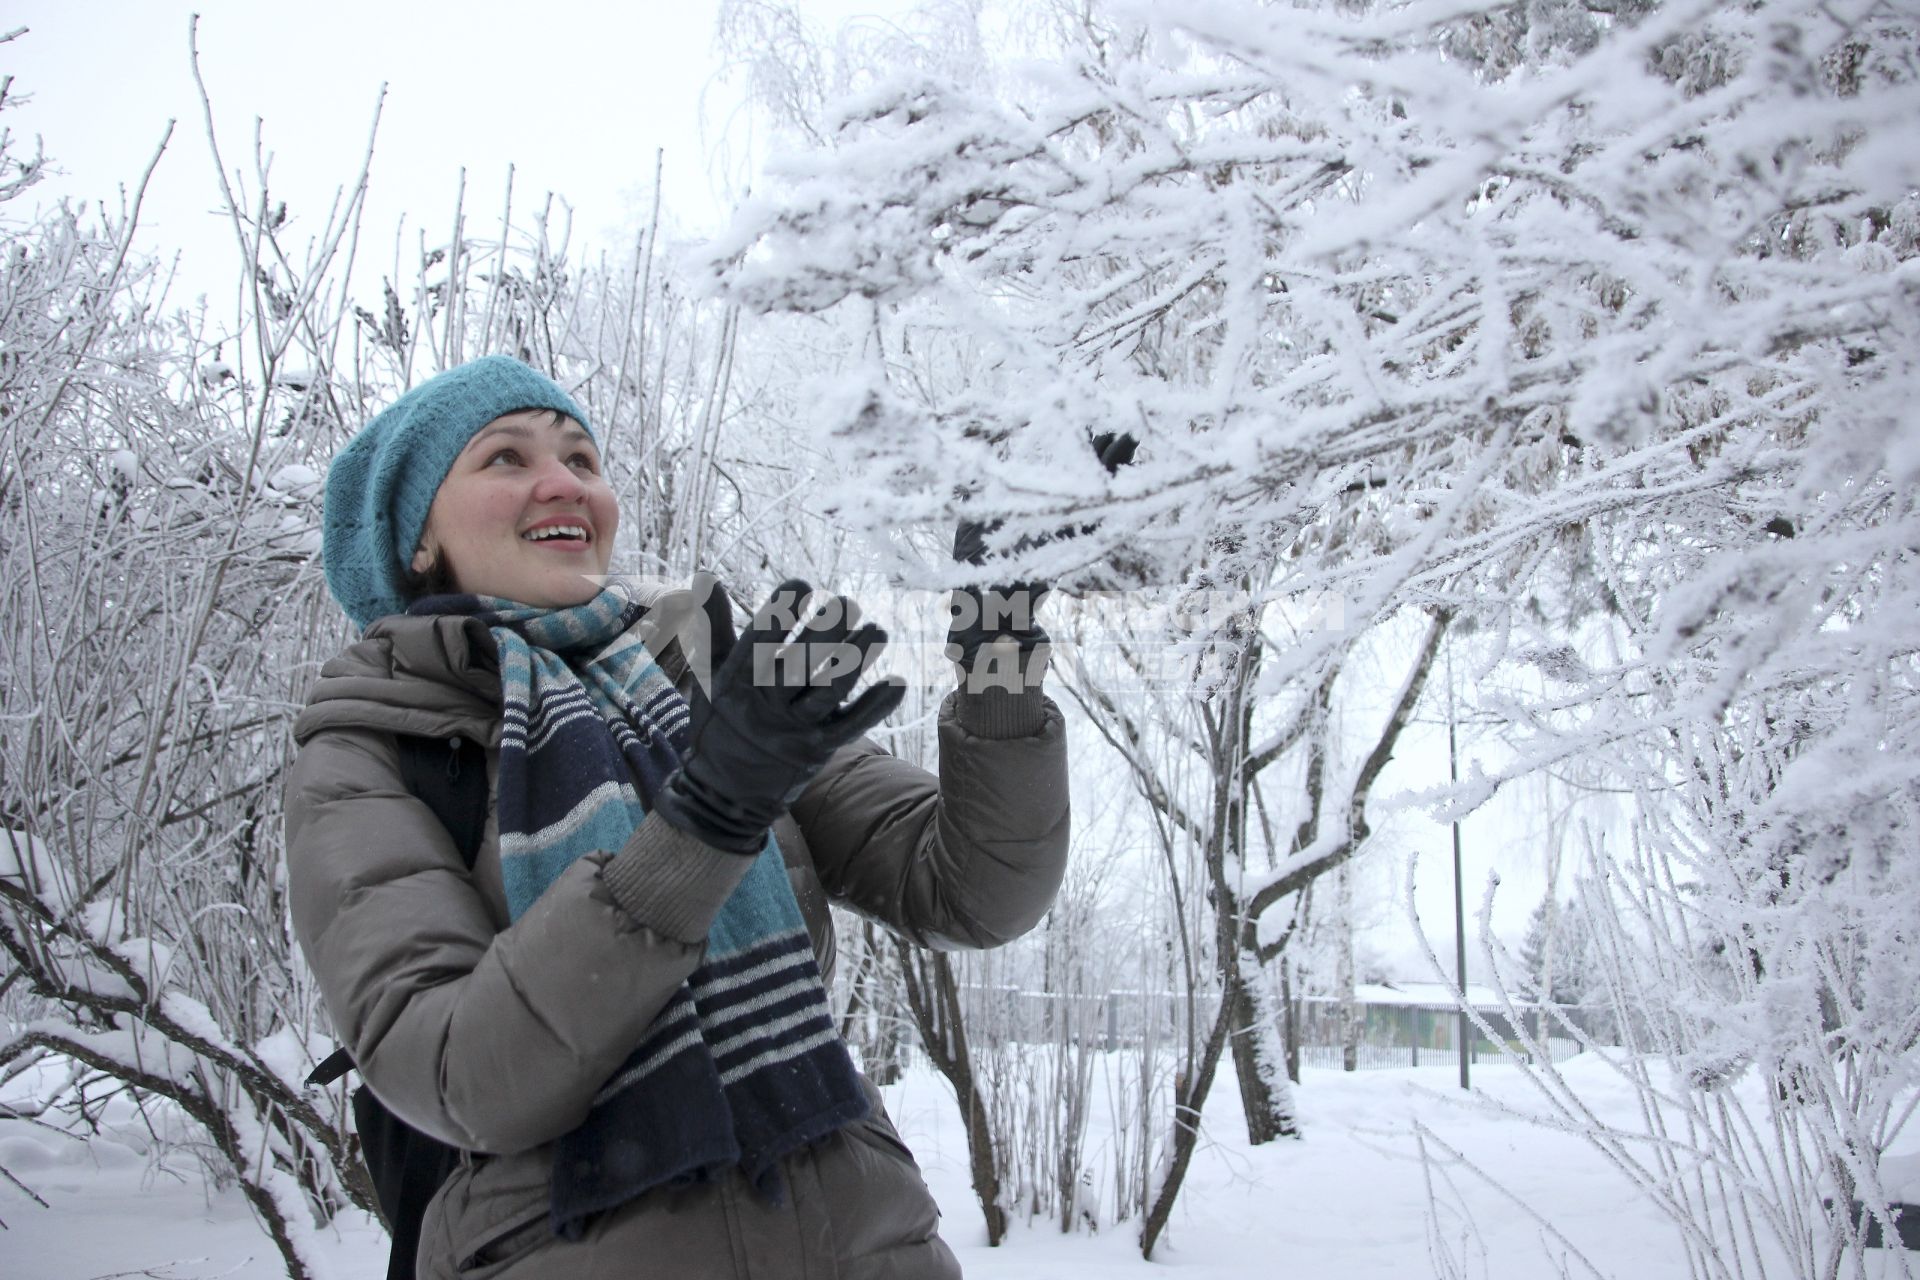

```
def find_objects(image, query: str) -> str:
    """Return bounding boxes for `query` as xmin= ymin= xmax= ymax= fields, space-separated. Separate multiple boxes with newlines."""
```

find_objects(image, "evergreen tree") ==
xmin=1519 ymin=890 xmax=1596 ymax=1008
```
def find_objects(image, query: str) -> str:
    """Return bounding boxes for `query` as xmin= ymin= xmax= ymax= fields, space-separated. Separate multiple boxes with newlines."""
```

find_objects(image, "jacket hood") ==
xmin=294 ymin=614 xmax=505 ymax=748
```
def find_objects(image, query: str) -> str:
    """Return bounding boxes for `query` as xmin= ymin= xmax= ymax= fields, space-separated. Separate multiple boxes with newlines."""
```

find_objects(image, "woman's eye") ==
xmin=485 ymin=448 xmax=522 ymax=467
xmin=569 ymin=453 xmax=599 ymax=473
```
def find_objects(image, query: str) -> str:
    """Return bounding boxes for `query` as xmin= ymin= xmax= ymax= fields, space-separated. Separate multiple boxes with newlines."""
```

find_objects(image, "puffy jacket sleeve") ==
xmin=284 ymin=728 xmax=750 ymax=1155
xmin=788 ymin=687 xmax=1070 ymax=951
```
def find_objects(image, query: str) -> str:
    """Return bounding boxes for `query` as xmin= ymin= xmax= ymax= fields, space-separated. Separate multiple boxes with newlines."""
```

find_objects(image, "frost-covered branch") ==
xmin=1248 ymin=608 xmax=1450 ymax=951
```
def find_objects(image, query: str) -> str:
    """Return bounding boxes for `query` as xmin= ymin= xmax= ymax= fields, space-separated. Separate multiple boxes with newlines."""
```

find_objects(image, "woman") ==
xmin=285 ymin=355 xmax=1070 ymax=1278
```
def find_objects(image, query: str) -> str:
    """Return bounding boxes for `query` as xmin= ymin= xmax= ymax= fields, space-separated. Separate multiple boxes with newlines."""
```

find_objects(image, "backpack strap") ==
xmin=307 ymin=1045 xmax=356 ymax=1088
xmin=304 ymin=733 xmax=488 ymax=1089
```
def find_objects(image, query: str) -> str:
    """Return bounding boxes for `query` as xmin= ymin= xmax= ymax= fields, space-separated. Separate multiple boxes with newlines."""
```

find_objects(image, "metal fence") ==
xmin=953 ymin=985 xmax=1217 ymax=1051
xmin=952 ymin=985 xmax=1600 ymax=1069
xmin=1295 ymin=1035 xmax=1587 ymax=1071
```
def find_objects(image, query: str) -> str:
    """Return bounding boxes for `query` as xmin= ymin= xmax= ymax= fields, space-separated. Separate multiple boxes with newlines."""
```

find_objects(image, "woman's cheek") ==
xmin=590 ymin=485 xmax=620 ymax=555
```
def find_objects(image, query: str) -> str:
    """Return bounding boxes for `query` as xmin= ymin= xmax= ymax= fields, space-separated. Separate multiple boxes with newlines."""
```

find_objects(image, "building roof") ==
xmin=1347 ymin=980 xmax=1511 ymax=1010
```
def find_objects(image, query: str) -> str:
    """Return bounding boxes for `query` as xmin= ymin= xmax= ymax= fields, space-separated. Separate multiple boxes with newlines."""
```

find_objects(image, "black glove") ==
xmin=947 ymin=510 xmax=1049 ymax=668
xmin=946 ymin=430 xmax=1136 ymax=668
xmin=1089 ymin=430 xmax=1139 ymax=475
xmin=945 ymin=582 xmax=1050 ymax=669
xmin=653 ymin=579 xmax=907 ymax=855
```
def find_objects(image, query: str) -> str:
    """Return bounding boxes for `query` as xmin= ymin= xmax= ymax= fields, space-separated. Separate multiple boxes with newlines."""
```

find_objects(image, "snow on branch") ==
xmin=711 ymin=0 xmax=1920 ymax=613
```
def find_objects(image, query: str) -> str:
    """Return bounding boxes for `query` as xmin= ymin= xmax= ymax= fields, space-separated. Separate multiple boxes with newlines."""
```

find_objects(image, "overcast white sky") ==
xmin=5 ymin=0 xmax=905 ymax=303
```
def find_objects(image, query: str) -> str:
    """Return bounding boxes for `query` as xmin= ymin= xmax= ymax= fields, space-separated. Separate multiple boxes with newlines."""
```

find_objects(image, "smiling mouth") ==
xmin=521 ymin=524 xmax=591 ymax=544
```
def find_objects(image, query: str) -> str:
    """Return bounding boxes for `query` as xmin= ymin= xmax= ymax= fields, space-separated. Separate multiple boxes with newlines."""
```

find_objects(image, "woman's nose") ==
xmin=530 ymin=455 xmax=588 ymax=502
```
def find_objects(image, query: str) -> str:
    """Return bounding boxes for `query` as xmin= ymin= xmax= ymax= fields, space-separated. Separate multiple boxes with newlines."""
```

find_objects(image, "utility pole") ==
xmin=1447 ymin=644 xmax=1469 ymax=1090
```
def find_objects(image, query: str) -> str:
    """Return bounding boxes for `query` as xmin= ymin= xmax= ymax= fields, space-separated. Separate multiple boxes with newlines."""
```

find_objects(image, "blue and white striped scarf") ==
xmin=410 ymin=588 xmax=869 ymax=1237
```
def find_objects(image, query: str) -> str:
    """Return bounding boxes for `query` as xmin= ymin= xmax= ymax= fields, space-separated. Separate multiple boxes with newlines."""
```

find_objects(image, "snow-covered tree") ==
xmin=709 ymin=0 xmax=1920 ymax=1264
xmin=0 ymin=68 xmax=370 ymax=1275
xmin=1517 ymin=891 xmax=1585 ymax=1009
xmin=0 ymin=31 xmax=788 ymax=1270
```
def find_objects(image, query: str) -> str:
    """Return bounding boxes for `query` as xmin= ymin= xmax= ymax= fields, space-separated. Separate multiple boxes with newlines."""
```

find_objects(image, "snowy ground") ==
xmin=3 ymin=1053 xmax=1914 ymax=1279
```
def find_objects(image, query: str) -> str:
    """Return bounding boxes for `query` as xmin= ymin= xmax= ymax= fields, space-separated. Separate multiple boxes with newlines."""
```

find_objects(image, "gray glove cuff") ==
xmin=952 ymin=640 xmax=1050 ymax=738
xmin=952 ymin=684 xmax=1050 ymax=738
xmin=603 ymin=811 xmax=757 ymax=943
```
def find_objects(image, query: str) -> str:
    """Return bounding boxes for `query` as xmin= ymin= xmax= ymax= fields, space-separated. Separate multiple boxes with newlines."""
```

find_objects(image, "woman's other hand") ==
xmin=653 ymin=580 xmax=906 ymax=855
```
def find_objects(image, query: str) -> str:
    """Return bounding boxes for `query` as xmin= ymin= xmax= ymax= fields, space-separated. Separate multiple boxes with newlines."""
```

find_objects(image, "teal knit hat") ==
xmin=322 ymin=355 xmax=593 ymax=628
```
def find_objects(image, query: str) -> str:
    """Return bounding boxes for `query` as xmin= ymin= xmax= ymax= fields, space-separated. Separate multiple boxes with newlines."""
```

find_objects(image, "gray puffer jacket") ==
xmin=284 ymin=598 xmax=1070 ymax=1280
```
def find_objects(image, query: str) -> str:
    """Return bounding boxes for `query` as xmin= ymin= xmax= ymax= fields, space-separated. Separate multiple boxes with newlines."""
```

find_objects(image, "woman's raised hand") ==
xmin=653 ymin=579 xmax=906 ymax=855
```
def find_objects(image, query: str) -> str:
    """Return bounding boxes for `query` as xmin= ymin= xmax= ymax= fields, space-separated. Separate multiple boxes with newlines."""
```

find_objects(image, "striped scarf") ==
xmin=410 ymin=588 xmax=869 ymax=1237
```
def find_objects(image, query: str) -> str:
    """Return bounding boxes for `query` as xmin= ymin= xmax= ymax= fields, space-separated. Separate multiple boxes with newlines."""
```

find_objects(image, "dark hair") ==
xmin=401 ymin=549 xmax=459 ymax=603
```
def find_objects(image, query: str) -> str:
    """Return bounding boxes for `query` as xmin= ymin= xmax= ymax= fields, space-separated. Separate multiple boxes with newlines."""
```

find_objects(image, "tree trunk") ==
xmin=869 ymin=971 xmax=907 ymax=1088
xmin=1139 ymin=990 xmax=1233 ymax=1259
xmin=1224 ymin=942 xmax=1300 ymax=1144
xmin=1336 ymin=862 xmax=1359 ymax=1072
xmin=845 ymin=923 xmax=908 ymax=1086
xmin=897 ymin=945 xmax=1006 ymax=1245
xmin=1281 ymin=954 xmax=1301 ymax=1085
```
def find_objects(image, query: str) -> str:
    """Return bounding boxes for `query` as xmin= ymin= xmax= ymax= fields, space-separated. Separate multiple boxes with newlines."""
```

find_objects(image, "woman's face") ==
xmin=412 ymin=410 xmax=617 ymax=607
